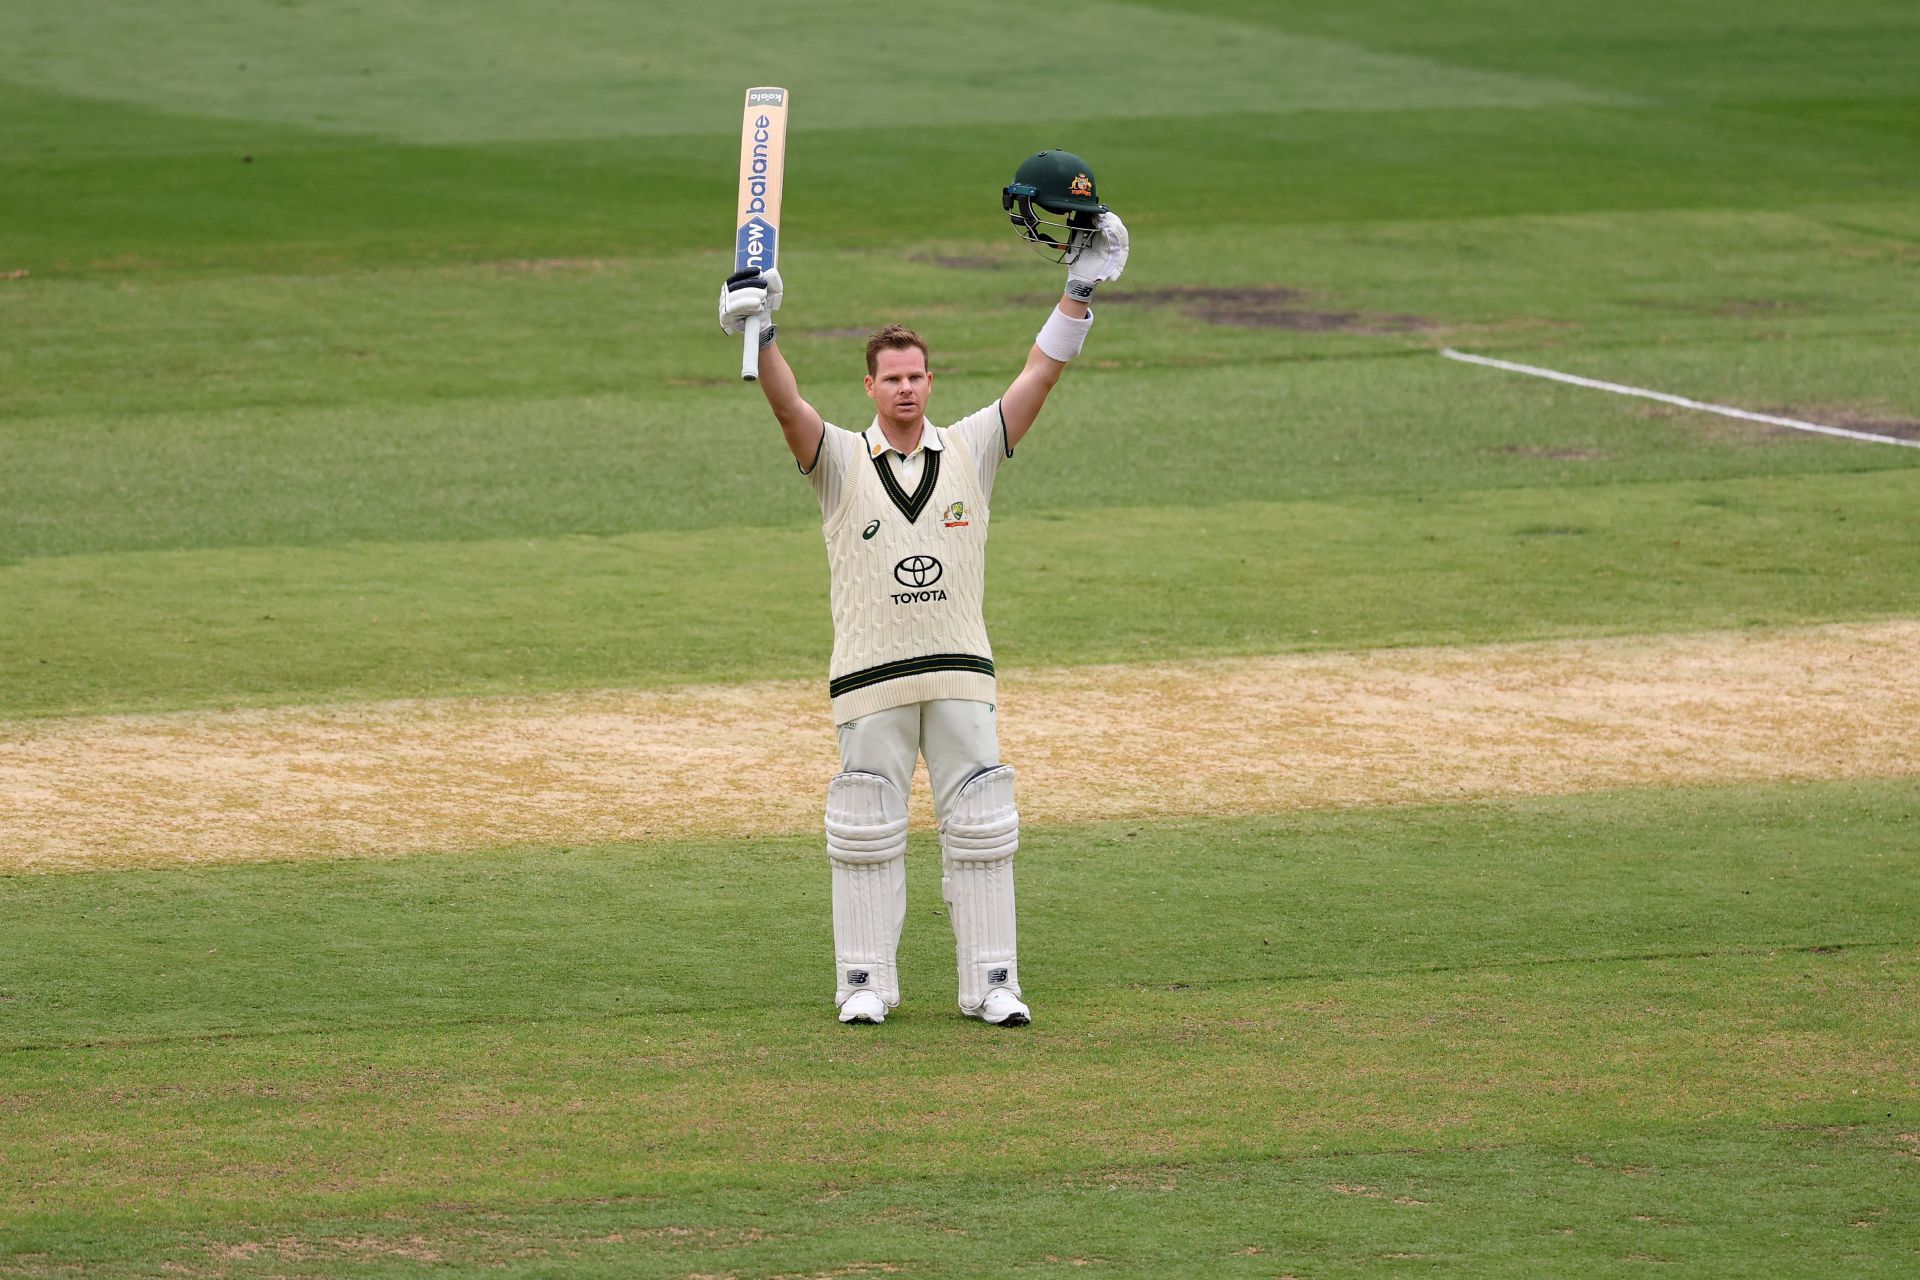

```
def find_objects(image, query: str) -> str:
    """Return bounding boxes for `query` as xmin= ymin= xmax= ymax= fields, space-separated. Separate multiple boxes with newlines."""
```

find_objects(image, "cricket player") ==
xmin=717 ymin=151 xmax=1129 ymax=1027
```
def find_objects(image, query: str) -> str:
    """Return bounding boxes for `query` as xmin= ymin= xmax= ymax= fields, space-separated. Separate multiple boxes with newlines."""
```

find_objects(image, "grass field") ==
xmin=3 ymin=2 xmax=1918 ymax=1276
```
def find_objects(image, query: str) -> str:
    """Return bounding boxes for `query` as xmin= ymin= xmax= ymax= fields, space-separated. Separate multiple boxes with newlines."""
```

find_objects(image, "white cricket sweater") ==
xmin=824 ymin=425 xmax=994 ymax=722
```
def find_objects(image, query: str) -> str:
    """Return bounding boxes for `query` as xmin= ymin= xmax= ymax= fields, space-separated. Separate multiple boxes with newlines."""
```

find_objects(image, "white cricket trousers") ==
xmin=836 ymin=699 xmax=999 ymax=821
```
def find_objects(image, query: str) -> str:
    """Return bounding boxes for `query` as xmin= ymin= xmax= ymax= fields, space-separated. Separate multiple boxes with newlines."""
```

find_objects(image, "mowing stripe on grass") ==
xmin=4 ymin=950 xmax=1914 ymax=1226
xmin=0 ymin=1 xmax=1627 ymax=146
xmin=1441 ymin=347 xmax=1920 ymax=449
xmin=8 ymin=779 xmax=1913 ymax=1050
xmin=4 ymin=620 xmax=1915 ymax=872
xmin=13 ymin=1127 xmax=1915 ymax=1279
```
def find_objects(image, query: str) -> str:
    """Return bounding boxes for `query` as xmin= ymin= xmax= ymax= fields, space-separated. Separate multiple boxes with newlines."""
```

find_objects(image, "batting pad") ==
xmin=826 ymin=770 xmax=909 ymax=1009
xmin=940 ymin=764 xmax=1021 ymax=1012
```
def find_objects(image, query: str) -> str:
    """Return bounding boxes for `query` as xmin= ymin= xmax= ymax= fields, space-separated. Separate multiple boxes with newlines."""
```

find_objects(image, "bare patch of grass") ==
xmin=1633 ymin=400 xmax=1920 ymax=443
xmin=1759 ymin=405 xmax=1920 ymax=441
xmin=181 ymin=1220 xmax=772 ymax=1274
xmin=486 ymin=258 xmax=607 ymax=273
xmin=1331 ymin=1183 xmax=1429 ymax=1205
xmin=1117 ymin=283 xmax=1430 ymax=333
xmin=1488 ymin=443 xmax=1610 ymax=461
xmin=4 ymin=621 xmax=1917 ymax=871
xmin=1630 ymin=401 xmax=1795 ymax=444
xmin=910 ymin=249 xmax=1015 ymax=271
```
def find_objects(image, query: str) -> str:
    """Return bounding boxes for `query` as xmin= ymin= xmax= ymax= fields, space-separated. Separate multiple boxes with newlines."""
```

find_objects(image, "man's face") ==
xmin=864 ymin=346 xmax=932 ymax=431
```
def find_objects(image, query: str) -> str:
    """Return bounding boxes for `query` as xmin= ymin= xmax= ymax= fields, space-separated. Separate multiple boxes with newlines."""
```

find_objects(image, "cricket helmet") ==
xmin=1002 ymin=150 xmax=1106 ymax=263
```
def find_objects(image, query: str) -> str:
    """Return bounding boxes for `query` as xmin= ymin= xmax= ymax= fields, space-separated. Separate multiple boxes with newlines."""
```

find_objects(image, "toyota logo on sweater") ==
xmin=893 ymin=556 xmax=942 ymax=588
xmin=891 ymin=555 xmax=946 ymax=603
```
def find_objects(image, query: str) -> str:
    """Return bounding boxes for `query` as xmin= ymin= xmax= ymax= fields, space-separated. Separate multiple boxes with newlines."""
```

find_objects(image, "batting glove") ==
xmin=1066 ymin=211 xmax=1129 ymax=302
xmin=718 ymin=267 xmax=783 ymax=336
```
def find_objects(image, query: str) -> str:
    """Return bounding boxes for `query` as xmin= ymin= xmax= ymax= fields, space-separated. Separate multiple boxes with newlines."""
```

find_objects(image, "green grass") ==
xmin=5 ymin=1 xmax=1919 ymax=1273
xmin=3 ymin=1130 xmax=1914 ymax=1277
xmin=1176 ymin=0 xmax=1920 ymax=103
xmin=7 ymin=780 xmax=1915 ymax=1046
xmin=3 ymin=781 xmax=1916 ymax=1273
xmin=8 ymin=470 xmax=1918 ymax=717
xmin=0 ymin=1 xmax=1627 ymax=146
xmin=5 ymin=209 xmax=1919 ymax=559
xmin=8 ymin=101 xmax=1917 ymax=279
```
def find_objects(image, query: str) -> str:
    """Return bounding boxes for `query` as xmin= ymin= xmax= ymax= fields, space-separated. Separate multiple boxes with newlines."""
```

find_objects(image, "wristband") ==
xmin=1035 ymin=306 xmax=1093 ymax=362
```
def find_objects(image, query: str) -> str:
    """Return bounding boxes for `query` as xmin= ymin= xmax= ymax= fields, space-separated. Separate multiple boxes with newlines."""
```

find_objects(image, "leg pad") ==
xmin=827 ymin=771 xmax=908 ymax=1008
xmin=940 ymin=765 xmax=1020 ymax=1012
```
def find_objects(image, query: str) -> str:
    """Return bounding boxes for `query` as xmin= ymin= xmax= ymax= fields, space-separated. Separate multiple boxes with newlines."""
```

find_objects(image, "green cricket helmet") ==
xmin=1002 ymin=149 xmax=1106 ymax=263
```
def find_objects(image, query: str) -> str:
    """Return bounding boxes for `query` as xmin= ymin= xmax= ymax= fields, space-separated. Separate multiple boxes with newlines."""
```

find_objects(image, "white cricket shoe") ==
xmin=838 ymin=991 xmax=887 ymax=1024
xmin=969 ymin=988 xmax=1031 ymax=1027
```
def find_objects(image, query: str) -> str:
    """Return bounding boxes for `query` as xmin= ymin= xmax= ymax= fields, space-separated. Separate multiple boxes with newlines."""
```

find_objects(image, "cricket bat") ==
xmin=735 ymin=86 xmax=789 ymax=382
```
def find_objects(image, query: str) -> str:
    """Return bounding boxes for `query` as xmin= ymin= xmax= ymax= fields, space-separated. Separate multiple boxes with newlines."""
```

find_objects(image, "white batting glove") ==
xmin=717 ymin=267 xmax=783 ymax=336
xmin=1066 ymin=212 xmax=1129 ymax=302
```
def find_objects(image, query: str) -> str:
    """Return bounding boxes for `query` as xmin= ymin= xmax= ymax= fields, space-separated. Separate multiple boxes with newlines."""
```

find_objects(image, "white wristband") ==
xmin=1035 ymin=306 xmax=1094 ymax=362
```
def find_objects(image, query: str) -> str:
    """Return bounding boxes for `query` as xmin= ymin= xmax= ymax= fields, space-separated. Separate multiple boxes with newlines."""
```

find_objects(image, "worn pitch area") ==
xmin=3 ymin=620 xmax=1916 ymax=873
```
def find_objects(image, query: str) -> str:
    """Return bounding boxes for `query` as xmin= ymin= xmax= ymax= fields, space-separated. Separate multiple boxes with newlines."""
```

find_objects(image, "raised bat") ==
xmin=735 ymin=86 xmax=789 ymax=382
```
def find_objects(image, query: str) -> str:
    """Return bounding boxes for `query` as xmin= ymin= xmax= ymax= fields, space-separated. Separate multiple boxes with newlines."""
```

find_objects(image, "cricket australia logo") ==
xmin=891 ymin=555 xmax=947 ymax=604
xmin=942 ymin=501 xmax=970 ymax=528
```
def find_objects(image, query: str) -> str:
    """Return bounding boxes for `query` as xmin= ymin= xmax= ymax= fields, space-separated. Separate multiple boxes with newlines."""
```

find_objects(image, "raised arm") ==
xmin=1000 ymin=294 xmax=1089 ymax=451
xmin=998 ymin=211 xmax=1128 ymax=450
xmin=757 ymin=337 xmax=825 ymax=467
xmin=720 ymin=267 xmax=824 ymax=466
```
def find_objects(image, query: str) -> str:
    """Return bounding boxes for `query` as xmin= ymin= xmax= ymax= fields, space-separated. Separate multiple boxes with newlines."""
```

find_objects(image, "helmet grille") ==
xmin=1002 ymin=189 xmax=1097 ymax=264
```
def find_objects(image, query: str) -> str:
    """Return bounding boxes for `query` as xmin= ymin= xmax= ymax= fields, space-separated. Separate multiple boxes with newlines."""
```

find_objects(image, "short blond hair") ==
xmin=865 ymin=324 xmax=929 ymax=376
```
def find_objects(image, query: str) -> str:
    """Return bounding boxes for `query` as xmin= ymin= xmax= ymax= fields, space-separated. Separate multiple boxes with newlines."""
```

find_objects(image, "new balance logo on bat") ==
xmin=737 ymin=216 xmax=777 ymax=272
xmin=744 ymin=116 xmax=774 ymax=213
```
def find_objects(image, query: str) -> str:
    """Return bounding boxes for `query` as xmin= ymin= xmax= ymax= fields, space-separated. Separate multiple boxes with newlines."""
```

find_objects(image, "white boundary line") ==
xmin=1439 ymin=347 xmax=1920 ymax=450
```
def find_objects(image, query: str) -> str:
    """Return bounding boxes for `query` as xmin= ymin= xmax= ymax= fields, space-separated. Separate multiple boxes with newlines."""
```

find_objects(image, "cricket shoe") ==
xmin=968 ymin=988 xmax=1031 ymax=1027
xmin=838 ymin=992 xmax=888 ymax=1025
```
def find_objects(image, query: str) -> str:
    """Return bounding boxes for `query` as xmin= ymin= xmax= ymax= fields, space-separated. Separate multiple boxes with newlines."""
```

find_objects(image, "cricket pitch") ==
xmin=3 ymin=620 xmax=1915 ymax=872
